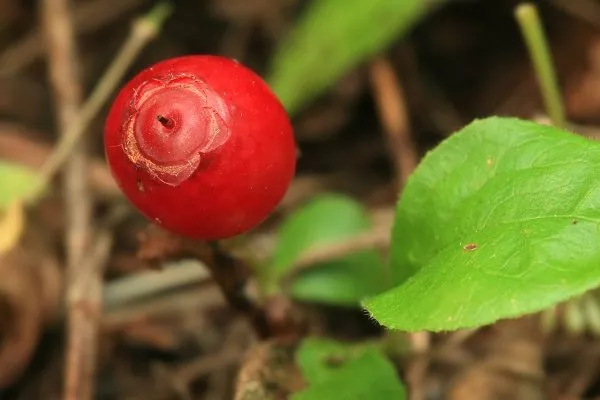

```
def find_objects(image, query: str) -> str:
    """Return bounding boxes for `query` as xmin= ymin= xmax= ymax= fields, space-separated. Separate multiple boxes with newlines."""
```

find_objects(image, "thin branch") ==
xmin=207 ymin=241 xmax=272 ymax=338
xmin=136 ymin=228 xmax=273 ymax=338
xmin=40 ymin=0 xmax=89 ymax=265
xmin=102 ymin=284 xmax=224 ymax=330
xmin=0 ymin=0 xmax=146 ymax=75
xmin=369 ymin=55 xmax=427 ymax=400
xmin=29 ymin=2 xmax=173 ymax=202
xmin=40 ymin=0 xmax=90 ymax=399
xmin=103 ymin=259 xmax=211 ymax=311
xmin=63 ymin=206 xmax=125 ymax=400
xmin=41 ymin=3 xmax=172 ymax=399
xmin=369 ymin=55 xmax=419 ymax=188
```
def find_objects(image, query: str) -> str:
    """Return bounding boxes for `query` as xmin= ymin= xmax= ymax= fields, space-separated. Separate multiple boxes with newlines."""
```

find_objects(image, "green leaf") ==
xmin=293 ymin=338 xmax=406 ymax=400
xmin=267 ymin=0 xmax=430 ymax=114
xmin=290 ymin=251 xmax=387 ymax=307
xmin=364 ymin=117 xmax=600 ymax=331
xmin=296 ymin=338 xmax=376 ymax=384
xmin=0 ymin=162 xmax=40 ymax=209
xmin=270 ymin=194 xmax=387 ymax=306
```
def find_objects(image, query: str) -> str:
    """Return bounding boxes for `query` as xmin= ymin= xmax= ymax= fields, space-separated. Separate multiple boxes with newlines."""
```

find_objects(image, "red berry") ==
xmin=104 ymin=55 xmax=296 ymax=240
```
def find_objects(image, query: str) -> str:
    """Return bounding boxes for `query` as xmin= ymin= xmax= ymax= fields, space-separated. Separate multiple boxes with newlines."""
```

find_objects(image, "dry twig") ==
xmin=63 ymin=205 xmax=127 ymax=400
xmin=369 ymin=55 xmax=427 ymax=400
xmin=30 ymin=3 xmax=173 ymax=201
xmin=40 ymin=0 xmax=92 ymax=397
xmin=136 ymin=227 xmax=275 ymax=338
xmin=0 ymin=0 xmax=146 ymax=75
xmin=369 ymin=56 xmax=419 ymax=188
xmin=103 ymin=260 xmax=211 ymax=311
xmin=102 ymin=283 xmax=224 ymax=331
xmin=40 ymin=8 xmax=170 ymax=398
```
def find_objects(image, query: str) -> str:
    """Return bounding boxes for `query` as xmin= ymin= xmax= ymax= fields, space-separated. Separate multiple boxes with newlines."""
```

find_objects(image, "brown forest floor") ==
xmin=2 ymin=0 xmax=600 ymax=399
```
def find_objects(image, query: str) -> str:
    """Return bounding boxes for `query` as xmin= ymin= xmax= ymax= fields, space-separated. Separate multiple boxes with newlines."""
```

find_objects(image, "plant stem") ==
xmin=28 ymin=2 xmax=173 ymax=203
xmin=42 ymin=0 xmax=92 ymax=398
xmin=207 ymin=241 xmax=272 ymax=338
xmin=515 ymin=2 xmax=566 ymax=127
xmin=39 ymin=4 xmax=171 ymax=400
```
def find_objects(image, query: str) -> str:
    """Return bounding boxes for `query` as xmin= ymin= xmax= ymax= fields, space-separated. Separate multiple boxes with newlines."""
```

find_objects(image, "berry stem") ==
xmin=137 ymin=232 xmax=273 ymax=338
xmin=514 ymin=2 xmax=566 ymax=127
xmin=206 ymin=241 xmax=272 ymax=338
xmin=28 ymin=2 xmax=173 ymax=202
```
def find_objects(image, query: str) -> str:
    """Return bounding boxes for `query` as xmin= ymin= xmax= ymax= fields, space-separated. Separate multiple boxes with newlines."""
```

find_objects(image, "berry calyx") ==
xmin=104 ymin=55 xmax=296 ymax=240
xmin=122 ymin=73 xmax=232 ymax=186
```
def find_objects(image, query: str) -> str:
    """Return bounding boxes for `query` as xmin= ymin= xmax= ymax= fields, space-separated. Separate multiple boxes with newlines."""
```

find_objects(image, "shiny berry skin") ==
xmin=104 ymin=55 xmax=296 ymax=240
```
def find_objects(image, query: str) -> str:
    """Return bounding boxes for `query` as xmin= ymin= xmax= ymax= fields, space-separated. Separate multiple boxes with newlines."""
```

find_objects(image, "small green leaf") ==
xmin=268 ymin=0 xmax=430 ymax=114
xmin=292 ymin=338 xmax=406 ymax=400
xmin=296 ymin=338 xmax=377 ymax=384
xmin=270 ymin=194 xmax=387 ymax=306
xmin=296 ymin=338 xmax=354 ymax=384
xmin=364 ymin=117 xmax=600 ymax=331
xmin=0 ymin=162 xmax=41 ymax=209
xmin=290 ymin=251 xmax=387 ymax=306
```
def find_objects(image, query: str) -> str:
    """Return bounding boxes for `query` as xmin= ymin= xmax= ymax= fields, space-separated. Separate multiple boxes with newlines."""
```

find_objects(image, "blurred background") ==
xmin=2 ymin=0 xmax=600 ymax=399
